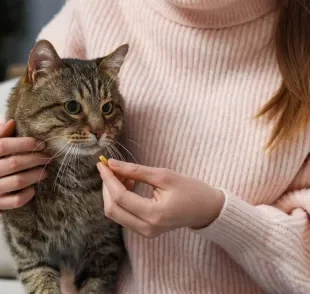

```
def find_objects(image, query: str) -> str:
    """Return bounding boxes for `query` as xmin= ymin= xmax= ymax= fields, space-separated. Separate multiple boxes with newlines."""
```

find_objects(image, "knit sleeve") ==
xmin=36 ymin=0 xmax=85 ymax=59
xmin=195 ymin=156 xmax=310 ymax=293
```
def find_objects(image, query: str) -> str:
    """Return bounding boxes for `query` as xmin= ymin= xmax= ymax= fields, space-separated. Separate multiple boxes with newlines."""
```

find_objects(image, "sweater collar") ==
xmin=146 ymin=0 xmax=279 ymax=28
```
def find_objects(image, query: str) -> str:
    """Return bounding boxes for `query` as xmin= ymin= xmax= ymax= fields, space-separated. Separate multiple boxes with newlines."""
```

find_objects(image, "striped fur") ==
xmin=2 ymin=41 xmax=128 ymax=294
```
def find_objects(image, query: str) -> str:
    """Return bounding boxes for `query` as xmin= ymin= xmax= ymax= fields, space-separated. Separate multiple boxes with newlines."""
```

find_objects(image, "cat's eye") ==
xmin=64 ymin=100 xmax=82 ymax=115
xmin=102 ymin=101 xmax=114 ymax=115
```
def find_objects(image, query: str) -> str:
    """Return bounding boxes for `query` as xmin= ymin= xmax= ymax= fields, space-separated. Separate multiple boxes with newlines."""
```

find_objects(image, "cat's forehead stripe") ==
xmin=63 ymin=61 xmax=123 ymax=105
xmin=103 ymin=80 xmax=112 ymax=99
xmin=81 ymin=81 xmax=92 ymax=99
xmin=98 ymin=79 xmax=102 ymax=95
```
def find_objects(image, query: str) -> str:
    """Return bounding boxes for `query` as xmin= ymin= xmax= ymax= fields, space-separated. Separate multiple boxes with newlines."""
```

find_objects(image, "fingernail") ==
xmin=109 ymin=158 xmax=121 ymax=167
xmin=36 ymin=141 xmax=46 ymax=150
xmin=96 ymin=162 xmax=103 ymax=171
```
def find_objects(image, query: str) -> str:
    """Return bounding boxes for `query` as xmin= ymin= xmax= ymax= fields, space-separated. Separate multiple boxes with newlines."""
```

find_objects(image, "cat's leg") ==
xmin=79 ymin=278 xmax=115 ymax=294
xmin=18 ymin=262 xmax=61 ymax=294
xmin=76 ymin=252 xmax=121 ymax=294
xmin=5 ymin=227 xmax=60 ymax=294
xmin=75 ymin=230 xmax=125 ymax=294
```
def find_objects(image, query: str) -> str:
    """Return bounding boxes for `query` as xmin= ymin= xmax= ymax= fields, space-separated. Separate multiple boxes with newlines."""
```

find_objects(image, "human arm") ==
xmin=196 ymin=157 xmax=310 ymax=293
xmin=97 ymin=158 xmax=310 ymax=294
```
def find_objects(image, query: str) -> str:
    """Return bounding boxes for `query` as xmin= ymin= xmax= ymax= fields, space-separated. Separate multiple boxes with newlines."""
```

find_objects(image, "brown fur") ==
xmin=2 ymin=40 xmax=129 ymax=294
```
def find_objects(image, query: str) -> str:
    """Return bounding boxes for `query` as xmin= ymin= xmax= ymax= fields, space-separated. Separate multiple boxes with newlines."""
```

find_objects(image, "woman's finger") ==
xmin=0 ymin=167 xmax=48 ymax=195
xmin=0 ymin=186 xmax=35 ymax=210
xmin=0 ymin=120 xmax=16 ymax=138
xmin=98 ymin=163 xmax=154 ymax=220
xmin=115 ymin=174 xmax=125 ymax=183
xmin=103 ymin=186 xmax=151 ymax=237
xmin=113 ymin=173 xmax=134 ymax=190
xmin=107 ymin=159 xmax=172 ymax=188
xmin=0 ymin=153 xmax=50 ymax=177
xmin=0 ymin=137 xmax=45 ymax=156
xmin=124 ymin=179 xmax=135 ymax=191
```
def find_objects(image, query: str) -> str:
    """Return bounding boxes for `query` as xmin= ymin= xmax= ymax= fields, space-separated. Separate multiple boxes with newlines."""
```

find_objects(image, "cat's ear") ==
xmin=27 ymin=40 xmax=61 ymax=84
xmin=98 ymin=44 xmax=129 ymax=77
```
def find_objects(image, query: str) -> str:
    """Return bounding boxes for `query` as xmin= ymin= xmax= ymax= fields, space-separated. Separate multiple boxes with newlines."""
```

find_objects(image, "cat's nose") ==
xmin=93 ymin=130 xmax=105 ymax=140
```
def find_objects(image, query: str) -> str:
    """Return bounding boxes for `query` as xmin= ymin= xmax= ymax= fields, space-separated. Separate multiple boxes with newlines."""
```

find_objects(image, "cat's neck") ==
xmin=51 ymin=153 xmax=98 ymax=170
xmin=44 ymin=154 xmax=101 ymax=191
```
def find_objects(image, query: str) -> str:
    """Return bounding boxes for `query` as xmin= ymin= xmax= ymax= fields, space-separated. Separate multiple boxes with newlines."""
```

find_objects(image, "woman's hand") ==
xmin=97 ymin=159 xmax=225 ymax=238
xmin=0 ymin=120 xmax=49 ymax=210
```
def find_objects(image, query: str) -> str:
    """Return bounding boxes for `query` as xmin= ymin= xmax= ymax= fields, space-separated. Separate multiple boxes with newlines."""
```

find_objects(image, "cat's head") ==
xmin=11 ymin=40 xmax=128 ymax=158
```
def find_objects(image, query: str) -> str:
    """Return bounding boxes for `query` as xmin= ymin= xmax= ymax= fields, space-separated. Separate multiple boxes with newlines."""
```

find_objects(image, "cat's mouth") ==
xmin=69 ymin=138 xmax=110 ymax=155
xmin=48 ymin=135 xmax=111 ymax=158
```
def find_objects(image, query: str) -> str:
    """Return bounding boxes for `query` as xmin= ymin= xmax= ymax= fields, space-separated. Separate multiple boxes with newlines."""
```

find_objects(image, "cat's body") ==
xmin=2 ymin=40 xmax=129 ymax=294
xmin=3 ymin=155 xmax=122 ymax=293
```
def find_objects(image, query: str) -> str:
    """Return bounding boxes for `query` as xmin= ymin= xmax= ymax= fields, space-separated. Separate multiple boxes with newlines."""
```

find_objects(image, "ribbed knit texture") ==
xmin=35 ymin=0 xmax=310 ymax=293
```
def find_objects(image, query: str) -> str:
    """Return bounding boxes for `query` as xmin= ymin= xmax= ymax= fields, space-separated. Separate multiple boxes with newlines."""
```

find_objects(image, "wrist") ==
xmin=213 ymin=188 xmax=225 ymax=220
xmin=191 ymin=188 xmax=225 ymax=230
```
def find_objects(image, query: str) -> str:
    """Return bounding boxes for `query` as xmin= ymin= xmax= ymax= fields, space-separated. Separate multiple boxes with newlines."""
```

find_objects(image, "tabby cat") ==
xmin=2 ymin=39 xmax=129 ymax=294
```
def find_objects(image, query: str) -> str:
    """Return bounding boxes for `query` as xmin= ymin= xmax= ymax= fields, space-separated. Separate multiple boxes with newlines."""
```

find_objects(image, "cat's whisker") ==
xmin=110 ymin=144 xmax=127 ymax=162
xmin=76 ymin=146 xmax=81 ymax=175
xmin=127 ymin=138 xmax=146 ymax=152
xmin=53 ymin=146 xmax=72 ymax=193
xmin=106 ymin=143 xmax=120 ymax=161
xmin=77 ymin=145 xmax=81 ymax=171
xmin=115 ymin=141 xmax=138 ymax=163
xmin=62 ymin=145 xmax=76 ymax=188
xmin=105 ymin=145 xmax=113 ymax=160
xmin=32 ymin=136 xmax=65 ymax=153
xmin=53 ymin=155 xmax=69 ymax=195
xmin=72 ymin=145 xmax=80 ymax=176
xmin=106 ymin=146 xmax=114 ymax=160
xmin=73 ymin=145 xmax=79 ymax=172
xmin=39 ymin=143 xmax=71 ymax=196
xmin=62 ymin=148 xmax=72 ymax=188
xmin=70 ymin=145 xmax=79 ymax=175
xmin=70 ymin=145 xmax=81 ymax=187
xmin=58 ymin=145 xmax=75 ymax=194
xmin=107 ymin=144 xmax=119 ymax=161
xmin=37 ymin=142 xmax=71 ymax=185
xmin=53 ymin=145 xmax=73 ymax=193
xmin=64 ymin=146 xmax=76 ymax=188
xmin=104 ymin=140 xmax=127 ymax=162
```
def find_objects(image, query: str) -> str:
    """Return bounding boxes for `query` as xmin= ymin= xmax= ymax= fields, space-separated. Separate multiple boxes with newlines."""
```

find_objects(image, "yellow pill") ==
xmin=99 ymin=155 xmax=108 ymax=165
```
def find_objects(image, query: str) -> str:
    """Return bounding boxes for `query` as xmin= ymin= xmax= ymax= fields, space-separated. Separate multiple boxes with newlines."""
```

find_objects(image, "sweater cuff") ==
xmin=194 ymin=190 xmax=272 ymax=254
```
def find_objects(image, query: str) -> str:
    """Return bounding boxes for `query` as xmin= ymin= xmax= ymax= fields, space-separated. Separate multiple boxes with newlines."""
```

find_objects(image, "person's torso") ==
xmin=72 ymin=1 xmax=310 ymax=293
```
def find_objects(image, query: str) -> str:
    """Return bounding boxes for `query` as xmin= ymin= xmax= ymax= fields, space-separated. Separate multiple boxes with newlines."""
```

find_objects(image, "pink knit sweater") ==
xmin=37 ymin=0 xmax=310 ymax=293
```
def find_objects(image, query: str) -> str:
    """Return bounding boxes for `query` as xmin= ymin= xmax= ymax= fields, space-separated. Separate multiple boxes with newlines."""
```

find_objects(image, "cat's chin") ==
xmin=77 ymin=144 xmax=103 ymax=157
xmin=48 ymin=138 xmax=112 ymax=160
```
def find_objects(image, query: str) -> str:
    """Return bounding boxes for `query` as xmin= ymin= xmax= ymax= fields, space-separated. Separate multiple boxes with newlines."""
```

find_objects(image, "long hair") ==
xmin=257 ymin=1 xmax=310 ymax=149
